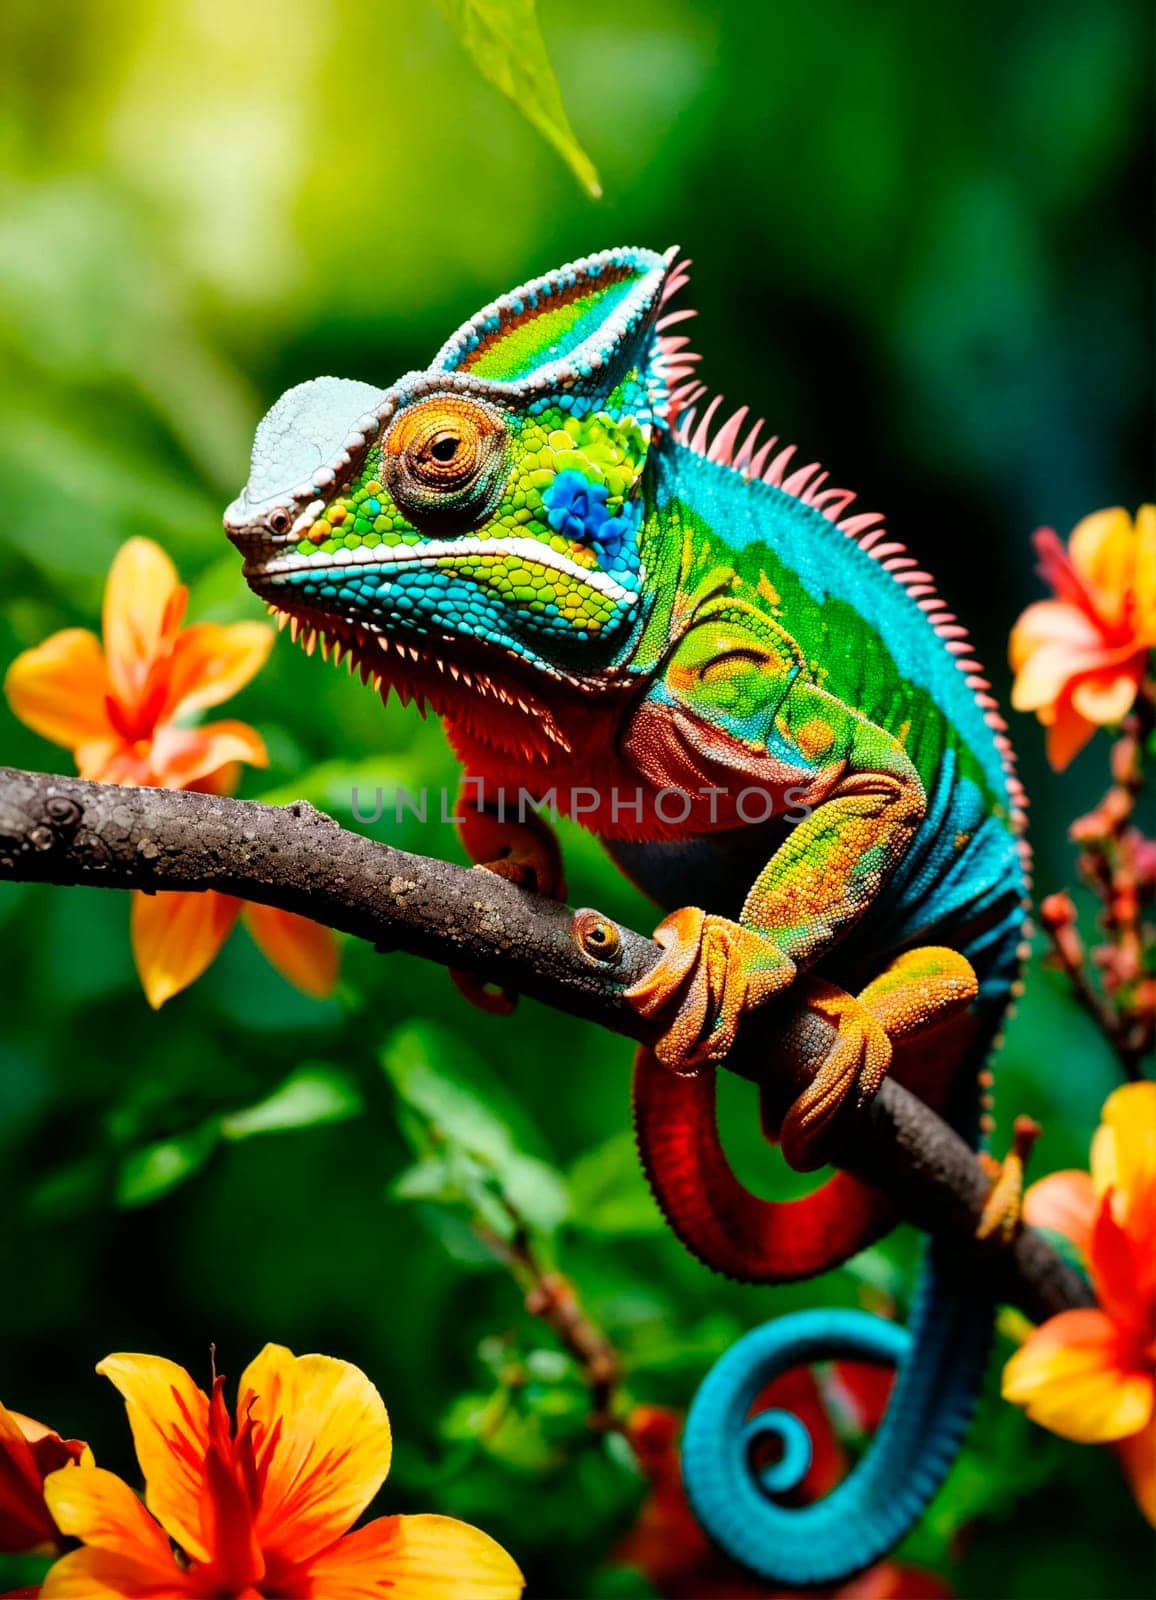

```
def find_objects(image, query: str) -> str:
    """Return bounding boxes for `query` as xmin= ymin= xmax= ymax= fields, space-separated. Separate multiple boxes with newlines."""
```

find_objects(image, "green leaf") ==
xmin=524 ymin=1348 xmax=572 ymax=1383
xmin=407 ymin=1203 xmax=508 ymax=1266
xmin=392 ymin=1146 xmax=507 ymax=1240
xmin=392 ymin=1154 xmax=459 ymax=1203
xmin=116 ymin=1122 xmax=220 ymax=1208
xmin=501 ymin=1151 xmax=570 ymax=1235
xmin=383 ymin=1023 xmax=524 ymax=1166
xmin=567 ymin=1131 xmax=664 ymax=1237
xmin=382 ymin=1021 xmax=571 ymax=1237
xmin=219 ymin=1065 xmax=364 ymax=1140
xmin=436 ymin=0 xmax=602 ymax=198
xmin=441 ymin=1388 xmax=560 ymax=1472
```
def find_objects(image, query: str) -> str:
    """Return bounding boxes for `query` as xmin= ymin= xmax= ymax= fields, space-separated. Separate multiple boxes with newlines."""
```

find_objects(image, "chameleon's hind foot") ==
xmin=778 ymin=984 xmax=892 ymax=1170
xmin=779 ymin=946 xmax=980 ymax=1171
xmin=976 ymin=1115 xmax=1042 ymax=1243
xmin=449 ymin=967 xmax=518 ymax=1015
xmin=624 ymin=907 xmax=795 ymax=1075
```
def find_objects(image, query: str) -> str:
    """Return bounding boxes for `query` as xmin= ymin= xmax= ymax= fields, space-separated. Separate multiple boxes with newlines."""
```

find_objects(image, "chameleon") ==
xmin=224 ymin=247 xmax=1031 ymax=1586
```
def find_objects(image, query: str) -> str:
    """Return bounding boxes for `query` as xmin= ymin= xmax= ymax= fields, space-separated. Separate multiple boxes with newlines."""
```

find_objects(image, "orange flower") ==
xmin=40 ymin=1345 xmax=523 ymax=1599
xmin=4 ymin=538 xmax=338 ymax=1008
xmin=0 ymin=1399 xmax=89 ymax=1556
xmin=1004 ymin=1081 xmax=1156 ymax=1523
xmin=1009 ymin=505 xmax=1156 ymax=769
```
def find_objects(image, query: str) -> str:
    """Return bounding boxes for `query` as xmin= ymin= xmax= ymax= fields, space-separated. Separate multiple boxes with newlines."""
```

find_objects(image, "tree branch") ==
xmin=0 ymin=765 xmax=1091 ymax=1325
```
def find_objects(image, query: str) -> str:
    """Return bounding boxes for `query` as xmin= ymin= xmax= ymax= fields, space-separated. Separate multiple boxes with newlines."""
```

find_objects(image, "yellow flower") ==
xmin=40 ymin=1345 xmax=524 ymax=1600
xmin=1004 ymin=1082 xmax=1156 ymax=1523
xmin=1009 ymin=506 xmax=1156 ymax=769
xmin=5 ymin=538 xmax=338 ymax=1007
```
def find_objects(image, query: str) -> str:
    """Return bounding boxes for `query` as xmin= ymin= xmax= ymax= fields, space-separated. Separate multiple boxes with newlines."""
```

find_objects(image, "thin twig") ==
xmin=481 ymin=1223 xmax=622 ymax=1428
xmin=1042 ymin=689 xmax=1156 ymax=1081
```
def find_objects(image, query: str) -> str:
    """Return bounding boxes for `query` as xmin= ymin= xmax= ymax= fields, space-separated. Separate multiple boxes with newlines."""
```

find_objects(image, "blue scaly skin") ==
xmin=224 ymin=248 xmax=1030 ymax=1585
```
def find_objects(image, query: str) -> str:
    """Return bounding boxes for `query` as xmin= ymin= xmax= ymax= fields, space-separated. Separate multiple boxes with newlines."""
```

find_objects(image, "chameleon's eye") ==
xmin=384 ymin=396 xmax=507 ymax=529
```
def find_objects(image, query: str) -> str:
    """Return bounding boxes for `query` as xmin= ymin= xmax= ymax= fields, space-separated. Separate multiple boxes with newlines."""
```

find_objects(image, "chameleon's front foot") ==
xmin=625 ymin=907 xmax=795 ymax=1074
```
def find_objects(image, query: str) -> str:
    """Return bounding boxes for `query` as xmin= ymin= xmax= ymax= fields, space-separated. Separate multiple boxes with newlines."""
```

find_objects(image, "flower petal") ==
xmin=281 ymin=1514 xmax=524 ymax=1600
xmin=1089 ymin=1196 xmax=1151 ymax=1337
xmin=1045 ymin=699 xmax=1097 ymax=770
xmin=1092 ymin=1082 xmax=1156 ymax=1217
xmin=1002 ymin=1308 xmax=1155 ymax=1442
xmin=1011 ymin=636 xmax=1111 ymax=714
xmin=40 ymin=1544 xmax=190 ymax=1600
xmin=0 ymin=1401 xmax=58 ymax=1553
xmin=4 ymin=630 xmax=112 ymax=750
xmin=1032 ymin=526 xmax=1088 ymax=610
xmin=71 ymin=739 xmax=150 ymax=786
xmin=8 ymin=1412 xmax=84 ymax=1453
xmin=17 ymin=1419 xmax=90 ymax=1484
xmin=94 ymin=1357 xmax=211 ymax=1563
xmin=131 ymin=890 xmax=242 ymax=1010
xmin=1132 ymin=503 xmax=1156 ymax=635
xmin=1070 ymin=671 xmax=1140 ymax=726
xmin=243 ymin=906 xmax=340 ymax=999
xmin=147 ymin=721 xmax=267 ymax=791
xmin=102 ymin=540 xmax=185 ymax=713
xmin=1116 ymin=1413 xmax=1156 ymax=1527
xmin=1009 ymin=599 xmax=1102 ymax=675
xmin=42 ymin=1466 xmax=176 ymax=1574
xmin=1023 ymin=1170 xmax=1097 ymax=1253
xmin=1068 ymin=507 xmax=1135 ymax=628
xmin=237 ymin=1346 xmax=393 ymax=1565
xmin=161 ymin=621 xmax=274 ymax=722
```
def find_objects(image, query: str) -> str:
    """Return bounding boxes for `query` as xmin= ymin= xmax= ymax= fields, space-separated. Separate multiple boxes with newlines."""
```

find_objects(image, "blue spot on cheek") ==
xmin=543 ymin=469 xmax=638 ymax=563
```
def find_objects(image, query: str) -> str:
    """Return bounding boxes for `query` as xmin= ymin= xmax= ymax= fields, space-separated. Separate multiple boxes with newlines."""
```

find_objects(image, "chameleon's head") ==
xmin=225 ymin=247 xmax=684 ymax=716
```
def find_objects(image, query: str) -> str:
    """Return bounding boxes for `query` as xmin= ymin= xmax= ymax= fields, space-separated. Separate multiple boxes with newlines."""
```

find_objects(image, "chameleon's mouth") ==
xmin=256 ymin=596 xmax=610 ymax=758
xmin=247 ymin=534 xmax=636 ymax=610
xmin=237 ymin=528 xmax=642 ymax=728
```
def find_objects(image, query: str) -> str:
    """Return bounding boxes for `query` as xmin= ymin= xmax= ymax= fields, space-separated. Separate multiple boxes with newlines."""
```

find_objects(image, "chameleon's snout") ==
xmin=225 ymin=374 xmax=397 ymax=578
xmin=222 ymin=495 xmax=299 ymax=561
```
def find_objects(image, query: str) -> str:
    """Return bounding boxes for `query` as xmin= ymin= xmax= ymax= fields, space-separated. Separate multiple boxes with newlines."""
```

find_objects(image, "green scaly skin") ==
xmin=225 ymin=247 xmax=1030 ymax=1586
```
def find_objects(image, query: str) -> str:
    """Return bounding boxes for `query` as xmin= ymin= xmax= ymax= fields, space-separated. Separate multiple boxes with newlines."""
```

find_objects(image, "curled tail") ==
xmin=634 ymin=1040 xmax=992 ymax=1580
xmin=633 ymin=1048 xmax=897 ymax=1282
xmin=680 ymin=1238 xmax=993 ymax=1587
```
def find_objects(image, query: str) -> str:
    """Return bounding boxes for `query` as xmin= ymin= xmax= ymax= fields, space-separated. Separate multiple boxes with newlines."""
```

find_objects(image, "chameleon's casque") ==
xmin=227 ymin=248 xmax=1030 ymax=1586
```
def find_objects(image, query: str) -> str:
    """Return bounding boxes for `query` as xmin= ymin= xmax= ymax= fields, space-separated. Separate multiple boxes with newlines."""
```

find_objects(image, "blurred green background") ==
xmin=0 ymin=1 xmax=1151 ymax=1594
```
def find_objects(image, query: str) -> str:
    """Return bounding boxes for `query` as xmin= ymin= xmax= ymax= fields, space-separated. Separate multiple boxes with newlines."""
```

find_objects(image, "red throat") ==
xmin=264 ymin=600 xmax=632 ymax=769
